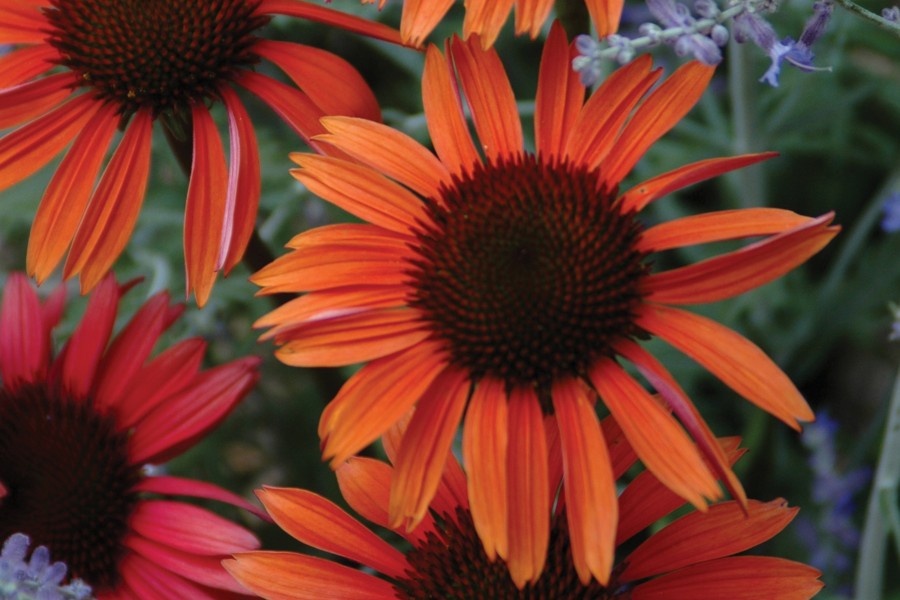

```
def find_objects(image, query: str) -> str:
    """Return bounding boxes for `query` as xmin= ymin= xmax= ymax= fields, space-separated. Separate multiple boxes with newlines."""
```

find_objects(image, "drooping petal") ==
xmin=0 ymin=273 xmax=45 ymax=386
xmin=587 ymin=0 xmax=624 ymax=38
xmin=257 ymin=486 xmax=410 ymax=580
xmin=637 ymin=304 xmax=813 ymax=428
xmin=449 ymin=34 xmax=524 ymax=161
xmin=255 ymin=40 xmax=380 ymax=122
xmin=535 ymin=22 xmax=585 ymax=160
xmin=125 ymin=536 xmax=249 ymax=593
xmin=257 ymin=0 xmax=404 ymax=45
xmin=462 ymin=0 xmax=515 ymax=49
xmin=219 ymin=85 xmax=261 ymax=274
xmin=621 ymin=499 xmax=798 ymax=581
xmin=422 ymin=44 xmax=481 ymax=176
xmin=644 ymin=213 xmax=838 ymax=304
xmin=399 ymin=0 xmax=455 ymax=47
xmin=0 ymin=72 xmax=76 ymax=129
xmin=630 ymin=556 xmax=824 ymax=600
xmin=619 ymin=154 xmax=777 ymax=214
xmin=0 ymin=44 xmax=58 ymax=87
xmin=390 ymin=367 xmax=470 ymax=531
xmin=317 ymin=116 xmax=452 ymax=199
xmin=601 ymin=61 xmax=714 ymax=187
xmin=637 ymin=207 xmax=812 ymax=252
xmin=119 ymin=553 xmax=218 ymax=600
xmin=130 ymin=500 xmax=260 ymax=556
xmin=64 ymin=109 xmax=153 ymax=292
xmin=225 ymin=552 xmax=396 ymax=600
xmin=27 ymin=101 xmax=119 ymax=284
xmin=319 ymin=340 xmax=449 ymax=467
xmin=0 ymin=93 xmax=99 ymax=192
xmin=589 ymin=358 xmax=721 ymax=509
xmin=290 ymin=153 xmax=430 ymax=234
xmin=134 ymin=475 xmax=269 ymax=522
xmin=463 ymin=376 xmax=509 ymax=561
xmin=552 ymin=379 xmax=616 ymax=585
xmin=506 ymin=387 xmax=550 ymax=589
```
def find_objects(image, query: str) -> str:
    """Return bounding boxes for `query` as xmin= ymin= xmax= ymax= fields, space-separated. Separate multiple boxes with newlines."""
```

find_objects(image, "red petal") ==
xmin=119 ymin=553 xmax=218 ymax=600
xmin=125 ymin=536 xmax=248 ymax=593
xmin=0 ymin=44 xmax=58 ymax=87
xmin=130 ymin=500 xmax=259 ymax=555
xmin=0 ymin=273 xmax=46 ymax=386
xmin=135 ymin=475 xmax=269 ymax=523
xmin=0 ymin=3 xmax=49 ymax=43
xmin=257 ymin=0 xmax=404 ymax=46
xmin=0 ymin=72 xmax=75 ymax=128
xmin=535 ymin=23 xmax=585 ymax=160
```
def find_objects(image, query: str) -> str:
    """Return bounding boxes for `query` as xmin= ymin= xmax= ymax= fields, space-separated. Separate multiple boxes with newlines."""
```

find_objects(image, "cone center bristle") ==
xmin=408 ymin=154 xmax=648 ymax=401
xmin=44 ymin=0 xmax=269 ymax=116
xmin=0 ymin=383 xmax=140 ymax=591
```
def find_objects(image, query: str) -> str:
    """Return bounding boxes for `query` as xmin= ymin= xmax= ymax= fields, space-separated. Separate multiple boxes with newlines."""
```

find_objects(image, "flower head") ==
xmin=224 ymin=426 xmax=824 ymax=598
xmin=0 ymin=0 xmax=402 ymax=305
xmin=252 ymin=24 xmax=837 ymax=585
xmin=0 ymin=273 xmax=262 ymax=596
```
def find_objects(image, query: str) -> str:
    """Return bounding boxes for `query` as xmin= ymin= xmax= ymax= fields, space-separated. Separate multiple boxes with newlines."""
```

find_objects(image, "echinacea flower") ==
xmin=361 ymin=0 xmax=622 ymax=48
xmin=0 ymin=1 xmax=403 ymax=306
xmin=252 ymin=24 xmax=838 ymax=586
xmin=0 ymin=272 xmax=262 ymax=598
xmin=224 ymin=423 xmax=824 ymax=599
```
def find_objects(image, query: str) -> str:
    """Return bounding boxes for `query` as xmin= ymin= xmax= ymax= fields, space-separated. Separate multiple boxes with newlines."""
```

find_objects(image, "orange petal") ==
xmin=225 ymin=552 xmax=397 ymax=600
xmin=637 ymin=304 xmax=813 ymax=427
xmin=317 ymin=116 xmax=452 ymax=200
xmin=422 ymin=44 xmax=481 ymax=176
xmin=390 ymin=368 xmax=470 ymax=530
xmin=637 ymin=207 xmax=811 ymax=252
xmin=587 ymin=0 xmax=625 ymax=38
xmin=291 ymin=153 xmax=430 ymax=234
xmin=219 ymin=86 xmax=261 ymax=274
xmin=255 ymin=40 xmax=380 ymax=122
xmin=552 ymin=379 xmax=616 ymax=585
xmin=255 ymin=285 xmax=409 ymax=333
xmin=237 ymin=71 xmax=329 ymax=151
xmin=449 ymin=34 xmax=524 ymax=161
xmin=621 ymin=499 xmax=798 ymax=581
xmin=257 ymin=0 xmax=404 ymax=46
xmin=620 ymin=153 xmax=777 ymax=214
xmin=0 ymin=3 xmax=48 ymax=43
xmin=64 ymin=109 xmax=153 ymax=293
xmin=273 ymin=307 xmax=429 ymax=367
xmin=27 ymin=101 xmax=119 ymax=284
xmin=630 ymin=556 xmax=824 ymax=600
xmin=399 ymin=0 xmax=455 ymax=47
xmin=506 ymin=387 xmax=550 ymax=588
xmin=0 ymin=44 xmax=58 ymax=87
xmin=0 ymin=93 xmax=99 ymax=192
xmin=463 ymin=376 xmax=509 ymax=561
xmin=0 ymin=72 xmax=75 ymax=129
xmin=644 ymin=213 xmax=838 ymax=304
xmin=602 ymin=61 xmax=714 ymax=186
xmin=535 ymin=22 xmax=585 ymax=160
xmin=565 ymin=55 xmax=659 ymax=170
xmin=257 ymin=486 xmax=409 ymax=579
xmin=319 ymin=340 xmax=449 ymax=466
xmin=462 ymin=0 xmax=515 ymax=49
xmin=514 ymin=0 xmax=555 ymax=38
xmin=184 ymin=103 xmax=228 ymax=306
xmin=589 ymin=359 xmax=720 ymax=508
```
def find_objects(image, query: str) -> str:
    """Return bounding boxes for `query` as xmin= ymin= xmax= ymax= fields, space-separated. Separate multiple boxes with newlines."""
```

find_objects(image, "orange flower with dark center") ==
xmin=0 ymin=273 xmax=262 ymax=596
xmin=0 ymin=0 xmax=402 ymax=305
xmin=224 ymin=427 xmax=824 ymax=599
xmin=252 ymin=24 xmax=838 ymax=585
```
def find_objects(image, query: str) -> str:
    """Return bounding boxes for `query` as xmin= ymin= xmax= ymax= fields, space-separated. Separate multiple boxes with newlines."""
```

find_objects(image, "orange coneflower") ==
xmin=224 ymin=424 xmax=824 ymax=599
xmin=0 ymin=1 xmax=402 ymax=306
xmin=361 ymin=0 xmax=622 ymax=48
xmin=252 ymin=24 xmax=838 ymax=586
xmin=0 ymin=272 xmax=262 ymax=598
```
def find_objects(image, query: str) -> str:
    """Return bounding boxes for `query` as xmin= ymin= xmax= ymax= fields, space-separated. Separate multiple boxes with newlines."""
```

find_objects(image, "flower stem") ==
xmin=831 ymin=0 xmax=900 ymax=36
xmin=854 ymin=364 xmax=900 ymax=599
xmin=727 ymin=34 xmax=764 ymax=207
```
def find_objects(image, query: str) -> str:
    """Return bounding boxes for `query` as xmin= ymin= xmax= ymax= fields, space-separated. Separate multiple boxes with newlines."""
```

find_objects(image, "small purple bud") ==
xmin=647 ymin=0 xmax=694 ymax=27
xmin=798 ymin=0 xmax=833 ymax=50
xmin=694 ymin=0 xmax=719 ymax=18
xmin=881 ymin=192 xmax=900 ymax=233
xmin=733 ymin=10 xmax=779 ymax=51
xmin=711 ymin=24 xmax=729 ymax=45
xmin=882 ymin=5 xmax=900 ymax=21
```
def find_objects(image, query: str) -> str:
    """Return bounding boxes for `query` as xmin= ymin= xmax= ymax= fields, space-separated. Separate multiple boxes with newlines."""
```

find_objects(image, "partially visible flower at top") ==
xmin=0 ymin=1 xmax=403 ymax=306
xmin=253 ymin=23 xmax=837 ymax=587
xmin=880 ymin=191 xmax=900 ymax=232
xmin=0 ymin=273 xmax=262 ymax=597
xmin=357 ymin=0 xmax=623 ymax=48
xmin=0 ymin=533 xmax=92 ymax=600
xmin=889 ymin=302 xmax=900 ymax=341
xmin=224 ymin=424 xmax=823 ymax=599
xmin=794 ymin=412 xmax=870 ymax=595
xmin=645 ymin=0 xmax=728 ymax=64
xmin=883 ymin=5 xmax=900 ymax=22
xmin=733 ymin=0 xmax=834 ymax=86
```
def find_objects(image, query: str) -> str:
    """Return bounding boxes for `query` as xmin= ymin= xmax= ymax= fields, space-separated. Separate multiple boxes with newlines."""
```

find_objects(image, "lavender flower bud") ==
xmin=711 ymin=24 xmax=730 ymax=45
xmin=883 ymin=6 xmax=900 ymax=21
xmin=694 ymin=0 xmax=720 ymax=18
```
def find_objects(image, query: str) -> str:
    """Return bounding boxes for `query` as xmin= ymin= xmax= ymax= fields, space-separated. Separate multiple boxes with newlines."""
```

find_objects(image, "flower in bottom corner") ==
xmin=0 ymin=272 xmax=263 ymax=598
xmin=224 ymin=424 xmax=823 ymax=599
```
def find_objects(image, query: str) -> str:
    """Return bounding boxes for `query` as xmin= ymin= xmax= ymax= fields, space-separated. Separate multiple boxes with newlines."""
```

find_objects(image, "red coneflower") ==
xmin=0 ymin=0 xmax=402 ymax=306
xmin=0 ymin=272 xmax=262 ymax=598
xmin=361 ymin=0 xmax=622 ymax=48
xmin=224 ymin=424 xmax=824 ymax=599
xmin=251 ymin=24 xmax=838 ymax=585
